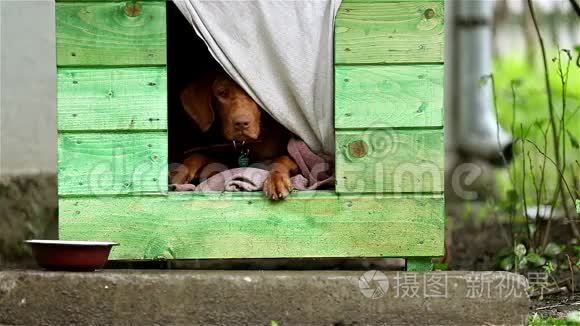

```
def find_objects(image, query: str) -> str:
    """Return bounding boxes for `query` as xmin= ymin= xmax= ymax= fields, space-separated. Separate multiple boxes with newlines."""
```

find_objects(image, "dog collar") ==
xmin=233 ymin=140 xmax=250 ymax=167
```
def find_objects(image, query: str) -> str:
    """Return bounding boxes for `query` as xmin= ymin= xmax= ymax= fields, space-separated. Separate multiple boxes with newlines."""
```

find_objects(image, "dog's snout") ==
xmin=233 ymin=115 xmax=252 ymax=130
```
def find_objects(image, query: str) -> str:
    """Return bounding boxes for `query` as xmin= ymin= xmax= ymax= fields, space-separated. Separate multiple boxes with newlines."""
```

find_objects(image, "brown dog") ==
xmin=170 ymin=72 xmax=298 ymax=200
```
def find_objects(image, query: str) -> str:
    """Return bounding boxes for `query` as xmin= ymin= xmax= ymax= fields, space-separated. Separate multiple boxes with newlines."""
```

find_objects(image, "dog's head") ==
xmin=180 ymin=74 xmax=261 ymax=141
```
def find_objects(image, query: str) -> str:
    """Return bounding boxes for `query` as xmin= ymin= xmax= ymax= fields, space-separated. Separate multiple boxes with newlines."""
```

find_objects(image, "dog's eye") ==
xmin=216 ymin=88 xmax=228 ymax=98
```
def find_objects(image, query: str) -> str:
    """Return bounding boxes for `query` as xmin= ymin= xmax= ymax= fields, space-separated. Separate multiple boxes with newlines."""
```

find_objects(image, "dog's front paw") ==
xmin=170 ymin=164 xmax=191 ymax=184
xmin=169 ymin=183 xmax=196 ymax=192
xmin=263 ymin=171 xmax=293 ymax=200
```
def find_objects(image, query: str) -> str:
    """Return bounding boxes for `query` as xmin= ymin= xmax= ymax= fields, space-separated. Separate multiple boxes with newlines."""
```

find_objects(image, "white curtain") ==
xmin=173 ymin=0 xmax=342 ymax=154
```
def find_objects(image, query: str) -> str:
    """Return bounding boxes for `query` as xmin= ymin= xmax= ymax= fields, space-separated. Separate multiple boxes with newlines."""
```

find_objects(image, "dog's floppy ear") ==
xmin=180 ymin=78 xmax=215 ymax=133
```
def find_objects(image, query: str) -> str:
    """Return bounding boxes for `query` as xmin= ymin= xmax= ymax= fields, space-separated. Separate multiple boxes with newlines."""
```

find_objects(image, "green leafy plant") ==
xmin=490 ymin=1 xmax=579 ymax=277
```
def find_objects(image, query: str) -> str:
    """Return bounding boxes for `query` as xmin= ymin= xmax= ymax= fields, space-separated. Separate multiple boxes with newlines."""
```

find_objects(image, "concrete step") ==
xmin=0 ymin=270 xmax=529 ymax=325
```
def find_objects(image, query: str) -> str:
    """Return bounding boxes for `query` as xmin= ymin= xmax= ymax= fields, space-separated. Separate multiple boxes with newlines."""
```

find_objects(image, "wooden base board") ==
xmin=59 ymin=192 xmax=444 ymax=260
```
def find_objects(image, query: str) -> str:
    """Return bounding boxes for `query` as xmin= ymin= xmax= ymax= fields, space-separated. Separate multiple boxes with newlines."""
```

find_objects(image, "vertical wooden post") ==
xmin=405 ymin=257 xmax=433 ymax=272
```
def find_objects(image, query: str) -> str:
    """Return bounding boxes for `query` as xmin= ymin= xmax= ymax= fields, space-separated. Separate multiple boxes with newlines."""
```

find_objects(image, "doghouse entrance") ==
xmin=167 ymin=1 xmax=335 ymax=195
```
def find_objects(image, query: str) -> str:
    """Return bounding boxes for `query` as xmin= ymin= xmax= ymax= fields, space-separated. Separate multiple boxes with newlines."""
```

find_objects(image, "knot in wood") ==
xmin=125 ymin=1 xmax=142 ymax=17
xmin=349 ymin=140 xmax=368 ymax=158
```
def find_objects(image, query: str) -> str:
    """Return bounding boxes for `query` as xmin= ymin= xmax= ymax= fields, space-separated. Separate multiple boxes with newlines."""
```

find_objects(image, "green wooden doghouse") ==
xmin=56 ymin=0 xmax=445 ymax=271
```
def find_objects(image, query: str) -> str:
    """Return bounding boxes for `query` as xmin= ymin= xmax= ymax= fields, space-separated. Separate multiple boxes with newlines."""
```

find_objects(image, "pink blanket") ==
xmin=171 ymin=139 xmax=334 ymax=192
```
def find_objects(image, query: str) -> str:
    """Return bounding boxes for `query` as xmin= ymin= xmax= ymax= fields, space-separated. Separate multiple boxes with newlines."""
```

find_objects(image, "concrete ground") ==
xmin=0 ymin=270 xmax=529 ymax=325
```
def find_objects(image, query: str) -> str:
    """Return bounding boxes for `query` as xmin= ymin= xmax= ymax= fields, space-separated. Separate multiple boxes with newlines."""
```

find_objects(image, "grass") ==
xmin=529 ymin=317 xmax=576 ymax=326
xmin=493 ymin=50 xmax=580 ymax=207
xmin=529 ymin=313 xmax=580 ymax=326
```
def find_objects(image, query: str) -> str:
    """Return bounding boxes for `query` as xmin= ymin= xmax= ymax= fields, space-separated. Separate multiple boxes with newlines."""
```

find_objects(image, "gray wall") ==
xmin=0 ymin=1 xmax=56 ymax=174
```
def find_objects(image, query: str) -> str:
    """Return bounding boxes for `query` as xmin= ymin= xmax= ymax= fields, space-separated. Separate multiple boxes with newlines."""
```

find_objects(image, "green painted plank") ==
xmin=58 ymin=132 xmax=167 ymax=195
xmin=58 ymin=67 xmax=167 ymax=131
xmin=406 ymin=257 xmax=434 ymax=271
xmin=335 ymin=1 xmax=444 ymax=64
xmin=59 ymin=192 xmax=444 ymax=259
xmin=336 ymin=129 xmax=444 ymax=193
xmin=343 ymin=0 xmax=436 ymax=2
xmin=57 ymin=0 xmax=160 ymax=2
xmin=335 ymin=65 xmax=443 ymax=129
xmin=56 ymin=2 xmax=166 ymax=66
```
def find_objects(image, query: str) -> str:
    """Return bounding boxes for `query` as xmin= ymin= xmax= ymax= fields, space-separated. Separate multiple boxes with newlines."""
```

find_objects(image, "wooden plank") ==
xmin=335 ymin=65 xmax=443 ymax=129
xmin=58 ymin=67 xmax=167 ymax=131
xmin=335 ymin=1 xmax=444 ymax=64
xmin=59 ymin=192 xmax=444 ymax=259
xmin=57 ymin=0 xmax=159 ymax=2
xmin=58 ymin=132 xmax=167 ymax=195
xmin=343 ymin=0 xmax=436 ymax=2
xmin=56 ymin=2 xmax=166 ymax=66
xmin=336 ymin=129 xmax=444 ymax=193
